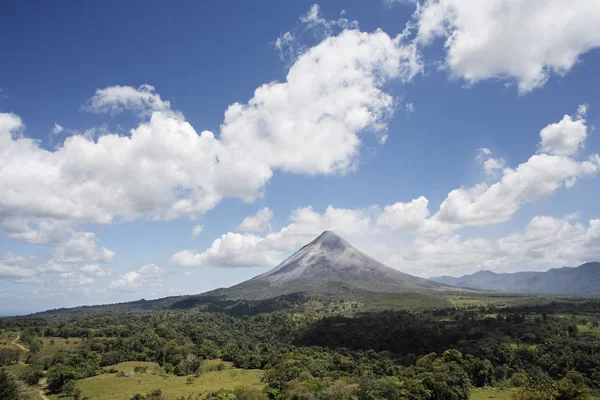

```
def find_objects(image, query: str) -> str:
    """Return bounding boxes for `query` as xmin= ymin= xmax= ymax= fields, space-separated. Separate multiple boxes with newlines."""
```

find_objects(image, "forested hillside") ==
xmin=1 ymin=295 xmax=600 ymax=399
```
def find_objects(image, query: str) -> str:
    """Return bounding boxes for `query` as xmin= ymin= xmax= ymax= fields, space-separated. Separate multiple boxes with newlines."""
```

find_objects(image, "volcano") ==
xmin=213 ymin=230 xmax=452 ymax=300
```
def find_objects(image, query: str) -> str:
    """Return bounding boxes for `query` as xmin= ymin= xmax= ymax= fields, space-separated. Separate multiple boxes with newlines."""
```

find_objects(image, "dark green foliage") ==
xmin=27 ymin=340 xmax=41 ymax=354
xmin=19 ymin=365 xmax=43 ymax=385
xmin=47 ymin=364 xmax=78 ymax=393
xmin=174 ymin=353 xmax=202 ymax=376
xmin=206 ymin=390 xmax=236 ymax=400
xmin=232 ymin=386 xmax=268 ymax=400
xmin=205 ymin=388 xmax=267 ymax=400
xmin=63 ymin=379 xmax=82 ymax=399
xmin=0 ymin=369 xmax=20 ymax=400
xmin=3 ymin=297 xmax=600 ymax=399
xmin=0 ymin=348 xmax=20 ymax=366
xmin=355 ymin=376 xmax=425 ymax=400
xmin=169 ymin=293 xmax=309 ymax=316
xmin=145 ymin=389 xmax=166 ymax=400
xmin=129 ymin=390 xmax=166 ymax=400
xmin=46 ymin=349 xmax=101 ymax=393
xmin=512 ymin=377 xmax=587 ymax=400
xmin=134 ymin=365 xmax=148 ymax=373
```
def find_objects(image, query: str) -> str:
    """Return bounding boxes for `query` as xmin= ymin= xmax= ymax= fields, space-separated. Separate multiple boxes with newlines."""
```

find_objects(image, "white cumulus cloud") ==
xmin=174 ymin=105 xmax=600 ymax=273
xmin=171 ymin=233 xmax=282 ymax=268
xmin=539 ymin=108 xmax=588 ymax=156
xmin=237 ymin=208 xmax=273 ymax=233
xmin=415 ymin=0 xmax=600 ymax=92
xmin=53 ymin=232 xmax=115 ymax=264
xmin=171 ymin=205 xmax=373 ymax=268
xmin=391 ymin=215 xmax=600 ymax=277
xmin=0 ymin=262 xmax=37 ymax=279
xmin=109 ymin=263 xmax=166 ymax=290
xmin=377 ymin=196 xmax=430 ymax=231
xmin=80 ymin=264 xmax=112 ymax=277
xmin=0 ymin=23 xmax=421 ymax=241
xmin=84 ymin=84 xmax=172 ymax=117
xmin=433 ymin=107 xmax=599 ymax=227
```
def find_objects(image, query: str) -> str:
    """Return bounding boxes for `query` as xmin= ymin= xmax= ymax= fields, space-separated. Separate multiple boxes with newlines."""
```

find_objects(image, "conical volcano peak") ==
xmin=218 ymin=231 xmax=451 ymax=300
xmin=318 ymin=230 xmax=338 ymax=237
xmin=313 ymin=230 xmax=347 ymax=251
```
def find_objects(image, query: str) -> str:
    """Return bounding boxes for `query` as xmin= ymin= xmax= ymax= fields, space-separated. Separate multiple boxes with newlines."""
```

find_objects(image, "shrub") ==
xmin=145 ymin=389 xmax=166 ymax=400
xmin=0 ymin=349 xmax=20 ymax=366
xmin=47 ymin=364 xmax=78 ymax=393
xmin=0 ymin=369 xmax=20 ymax=400
xmin=63 ymin=380 xmax=82 ymax=399
xmin=206 ymin=390 xmax=236 ymax=400
xmin=134 ymin=366 xmax=148 ymax=374
xmin=19 ymin=365 xmax=44 ymax=385
xmin=512 ymin=378 xmax=586 ymax=400
xmin=174 ymin=354 xmax=202 ymax=376
xmin=234 ymin=386 xmax=268 ymax=400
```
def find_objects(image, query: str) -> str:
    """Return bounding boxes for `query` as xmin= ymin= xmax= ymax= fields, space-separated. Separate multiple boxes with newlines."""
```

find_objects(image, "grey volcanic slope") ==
xmin=213 ymin=231 xmax=453 ymax=300
xmin=431 ymin=262 xmax=600 ymax=294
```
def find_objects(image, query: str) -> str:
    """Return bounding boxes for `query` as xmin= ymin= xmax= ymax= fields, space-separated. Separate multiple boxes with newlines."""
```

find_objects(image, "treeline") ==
xmin=1 ymin=298 xmax=599 ymax=399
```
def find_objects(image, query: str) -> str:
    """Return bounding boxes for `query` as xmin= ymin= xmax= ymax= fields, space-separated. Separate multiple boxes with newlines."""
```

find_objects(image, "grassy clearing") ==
xmin=2 ymin=363 xmax=45 ymax=400
xmin=48 ymin=361 xmax=264 ymax=400
xmin=2 ymin=334 xmax=81 ymax=363
xmin=578 ymin=324 xmax=600 ymax=336
xmin=0 ymin=332 xmax=28 ymax=362
xmin=362 ymin=293 xmax=451 ymax=311
xmin=470 ymin=387 xmax=600 ymax=400
xmin=36 ymin=337 xmax=82 ymax=359
xmin=508 ymin=343 xmax=538 ymax=351
xmin=449 ymin=294 xmax=540 ymax=309
xmin=102 ymin=361 xmax=159 ymax=373
xmin=18 ymin=381 xmax=43 ymax=400
xmin=0 ymin=331 xmax=19 ymax=344
xmin=4 ymin=363 xmax=29 ymax=376
xmin=470 ymin=387 xmax=515 ymax=400
xmin=200 ymin=359 xmax=233 ymax=373
xmin=482 ymin=313 xmax=498 ymax=319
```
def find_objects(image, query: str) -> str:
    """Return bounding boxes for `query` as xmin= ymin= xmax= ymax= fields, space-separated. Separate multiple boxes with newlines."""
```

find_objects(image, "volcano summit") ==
xmin=211 ymin=231 xmax=453 ymax=300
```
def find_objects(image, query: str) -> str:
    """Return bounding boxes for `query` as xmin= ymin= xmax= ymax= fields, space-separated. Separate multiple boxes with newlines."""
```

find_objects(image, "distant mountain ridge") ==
xmin=207 ymin=230 xmax=454 ymax=300
xmin=431 ymin=262 xmax=600 ymax=294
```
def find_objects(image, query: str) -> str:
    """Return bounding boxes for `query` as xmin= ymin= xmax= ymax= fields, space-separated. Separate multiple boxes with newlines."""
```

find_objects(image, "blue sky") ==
xmin=1 ymin=0 xmax=600 ymax=315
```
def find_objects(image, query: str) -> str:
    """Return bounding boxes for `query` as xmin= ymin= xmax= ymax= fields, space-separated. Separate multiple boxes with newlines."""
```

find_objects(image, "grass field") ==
xmin=36 ymin=337 xmax=82 ymax=359
xmin=508 ymin=343 xmax=538 ymax=351
xmin=0 ymin=331 xmax=19 ymax=344
xmin=449 ymin=294 xmax=542 ymax=309
xmin=470 ymin=387 xmax=600 ymax=400
xmin=2 ymin=334 xmax=81 ymax=364
xmin=362 ymin=293 xmax=451 ymax=311
xmin=4 ymin=362 xmax=29 ymax=376
xmin=200 ymin=358 xmax=234 ymax=372
xmin=578 ymin=323 xmax=600 ymax=336
xmin=0 ymin=332 xmax=28 ymax=362
xmin=46 ymin=361 xmax=264 ymax=400
xmin=470 ymin=387 xmax=515 ymax=400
